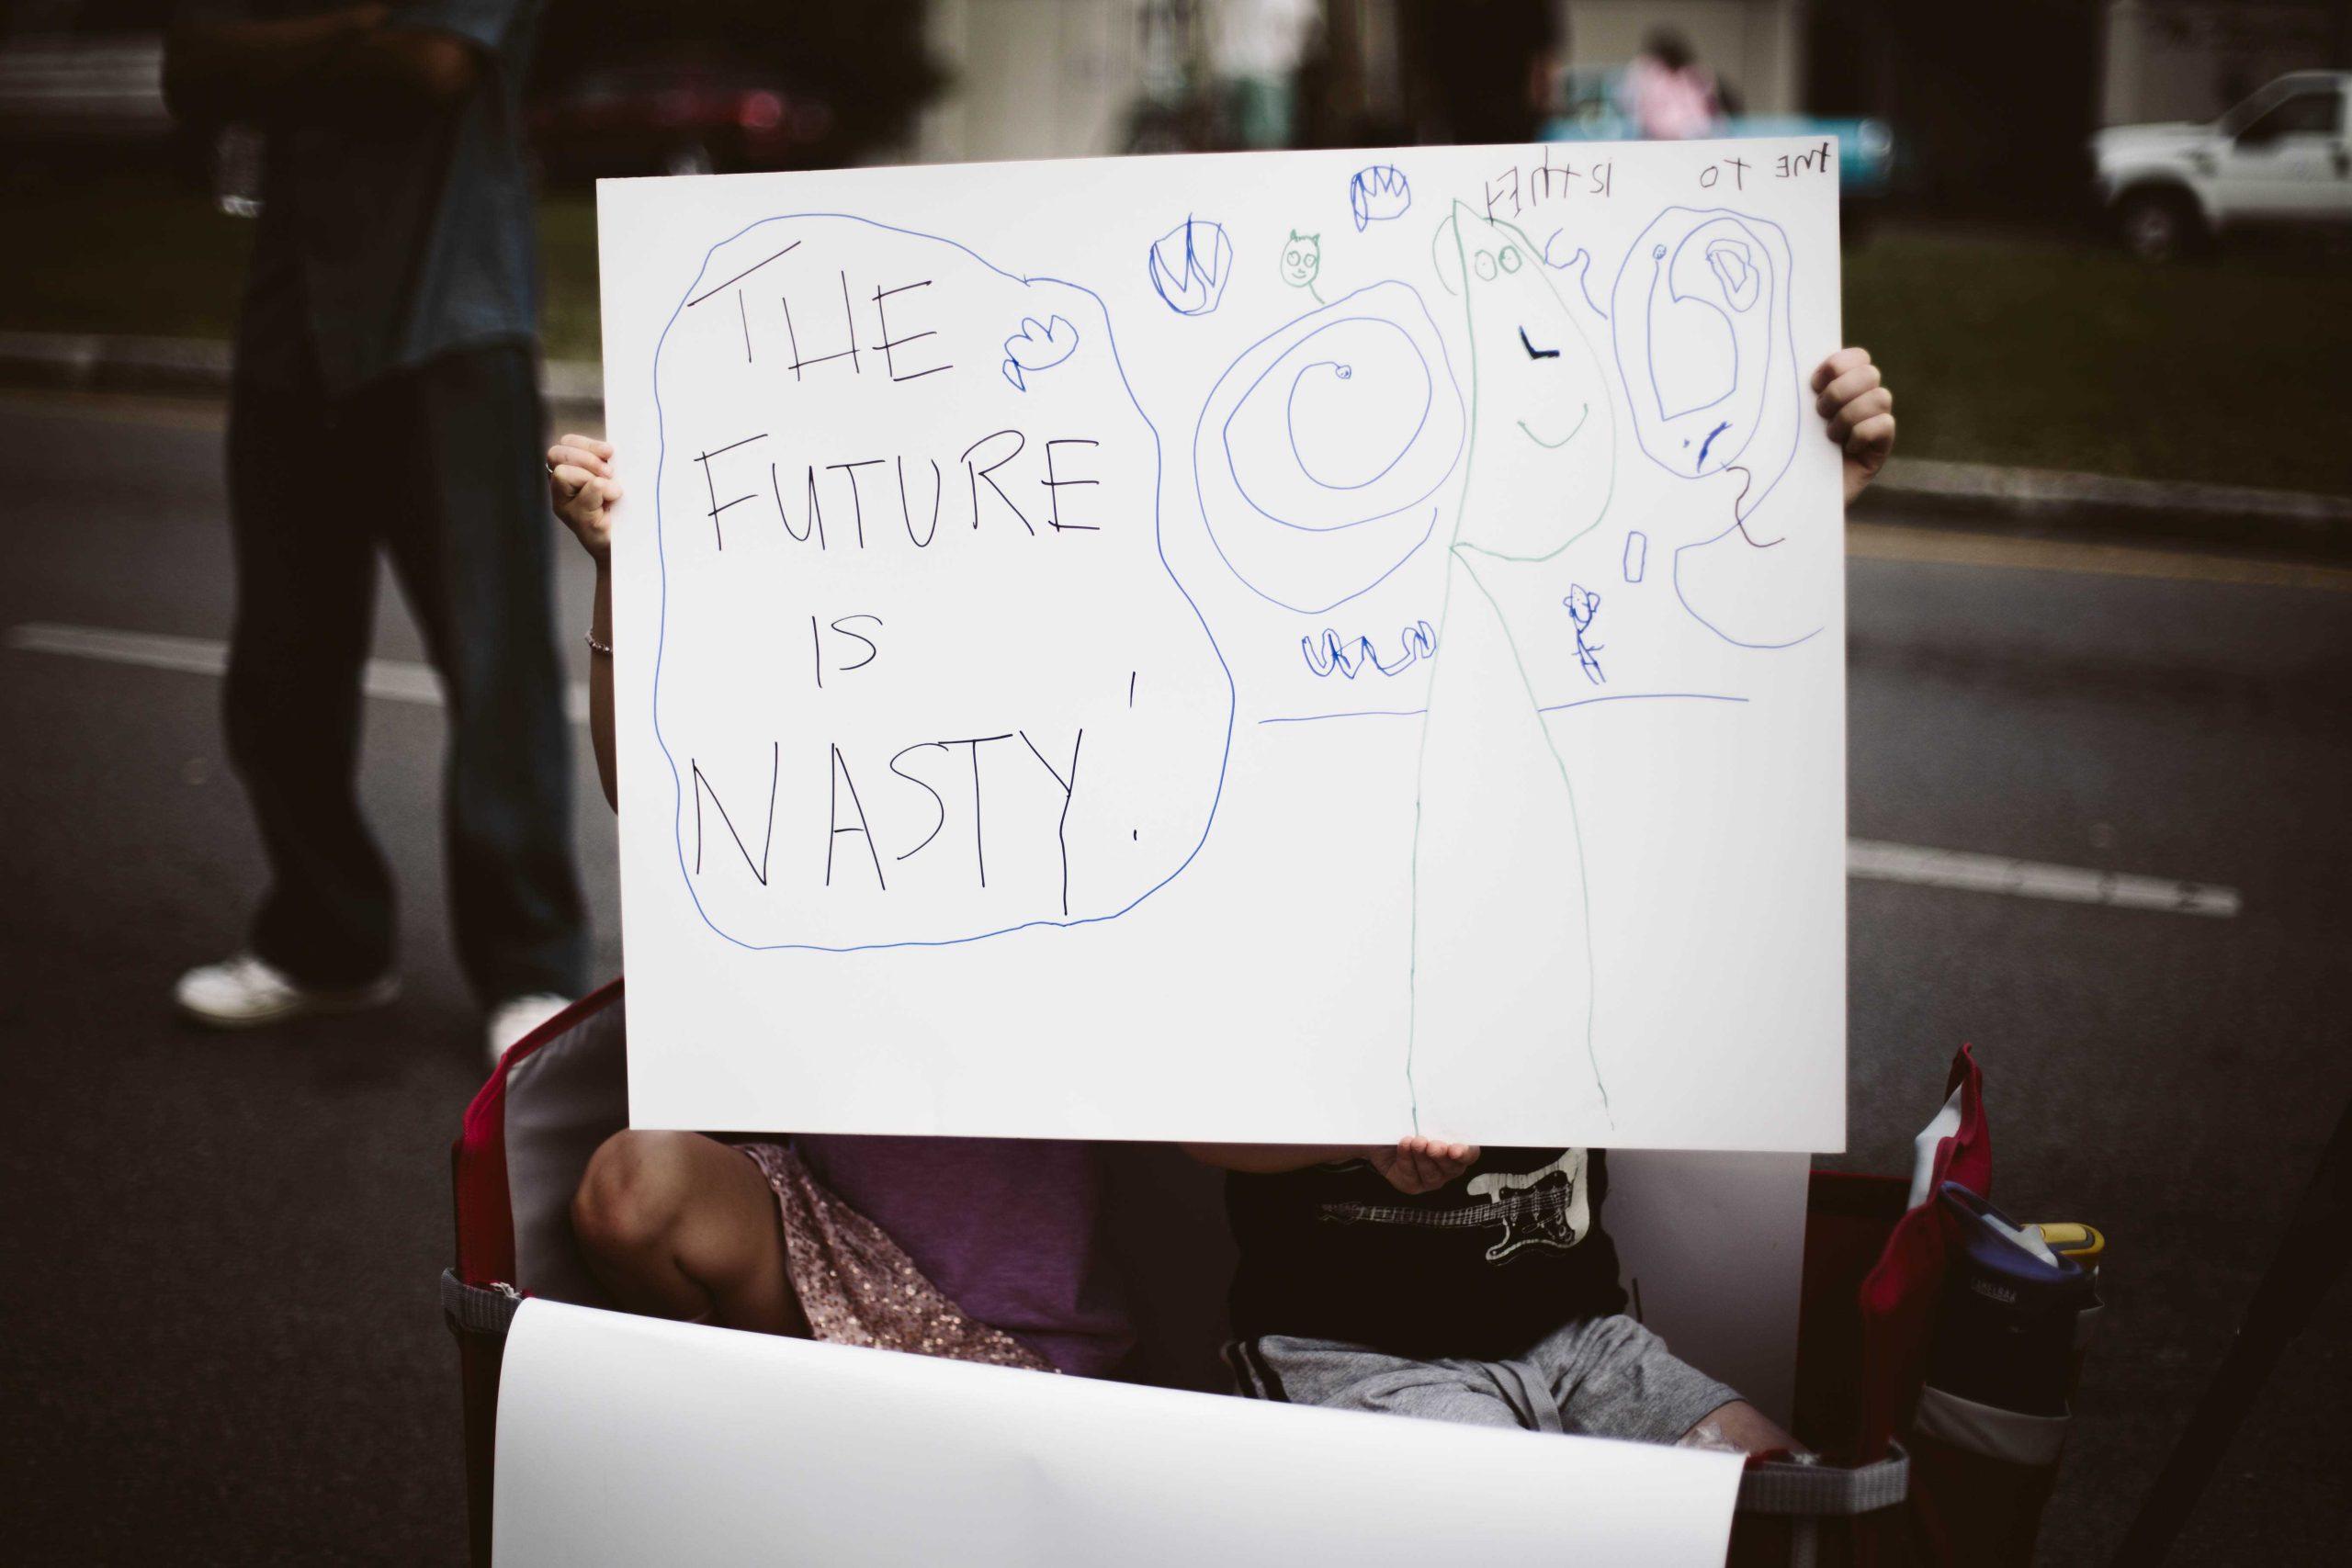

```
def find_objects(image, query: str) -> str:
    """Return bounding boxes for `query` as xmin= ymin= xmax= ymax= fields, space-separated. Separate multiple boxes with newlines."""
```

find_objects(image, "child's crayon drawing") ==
xmin=605 ymin=140 xmax=1848 ymax=1149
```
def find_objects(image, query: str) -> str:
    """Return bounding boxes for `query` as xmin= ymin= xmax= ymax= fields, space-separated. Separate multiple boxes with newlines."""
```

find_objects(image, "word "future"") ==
xmin=685 ymin=253 xmax=1109 ymax=553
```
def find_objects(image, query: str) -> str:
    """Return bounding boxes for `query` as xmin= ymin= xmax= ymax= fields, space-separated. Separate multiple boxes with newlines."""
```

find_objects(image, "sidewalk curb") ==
xmin=1853 ymin=457 xmax=2352 ymax=558
xmin=1 ymin=329 xmax=236 ymax=396
xmin=6 ymin=329 xmax=2349 ymax=556
xmin=0 ymin=329 xmax=607 ymax=413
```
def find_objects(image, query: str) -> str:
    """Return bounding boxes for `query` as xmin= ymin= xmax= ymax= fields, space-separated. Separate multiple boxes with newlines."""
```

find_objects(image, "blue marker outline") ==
xmin=1631 ymin=237 xmax=1739 ymax=425
xmin=1611 ymin=207 xmax=1796 ymax=496
xmin=1256 ymin=691 xmax=1749 ymax=726
xmin=1349 ymin=164 xmax=1412 ymax=231
xmin=1225 ymin=310 xmax=1455 ymax=531
xmin=649 ymin=212 xmax=1235 ymax=953
xmin=1280 ymin=348 xmax=1430 ymax=495
xmin=1001 ymin=312 xmax=1080 ymax=392
xmin=1694 ymin=418 xmax=1733 ymax=471
xmin=1608 ymin=206 xmax=1815 ymax=650
xmin=1193 ymin=282 xmax=1464 ymax=615
xmin=1540 ymin=231 xmax=1612 ymax=320
xmin=1300 ymin=621 xmax=1437 ymax=681
xmin=1148 ymin=215 xmax=1232 ymax=317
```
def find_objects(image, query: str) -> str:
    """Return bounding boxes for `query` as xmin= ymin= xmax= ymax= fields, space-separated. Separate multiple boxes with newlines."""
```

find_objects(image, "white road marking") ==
xmin=1848 ymin=838 xmax=2239 ymax=918
xmin=6 ymin=621 xmax=589 ymax=723
xmin=9 ymin=620 xmax=2245 ymax=919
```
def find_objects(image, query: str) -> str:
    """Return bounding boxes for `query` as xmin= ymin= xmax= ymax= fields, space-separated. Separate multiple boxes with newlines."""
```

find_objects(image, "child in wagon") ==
xmin=1189 ymin=346 xmax=1894 ymax=1455
xmin=545 ymin=345 xmax=1894 ymax=1411
xmin=546 ymin=434 xmax=1132 ymax=1378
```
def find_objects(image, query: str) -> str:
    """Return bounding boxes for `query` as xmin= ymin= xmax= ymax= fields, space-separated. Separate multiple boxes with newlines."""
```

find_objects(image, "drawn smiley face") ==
xmin=1439 ymin=201 xmax=1617 ymax=559
xmin=1470 ymin=235 xmax=1592 ymax=454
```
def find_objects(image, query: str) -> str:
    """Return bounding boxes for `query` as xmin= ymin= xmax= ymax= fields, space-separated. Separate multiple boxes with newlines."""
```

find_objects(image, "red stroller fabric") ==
xmin=1857 ymin=1043 xmax=1990 ymax=1461
xmin=450 ymin=979 xmax=628 ymax=1565
xmin=452 ymin=987 xmax=1927 ymax=1568
xmin=455 ymin=979 xmax=628 ymax=1289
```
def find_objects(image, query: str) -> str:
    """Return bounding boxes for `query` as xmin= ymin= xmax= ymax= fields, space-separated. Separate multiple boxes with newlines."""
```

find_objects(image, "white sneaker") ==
xmin=175 ymin=953 xmax=398 ymax=1029
xmin=486 ymin=992 xmax=572 ymax=1067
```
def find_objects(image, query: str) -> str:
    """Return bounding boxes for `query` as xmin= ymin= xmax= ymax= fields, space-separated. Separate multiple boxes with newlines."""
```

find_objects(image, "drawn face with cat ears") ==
xmin=1279 ymin=231 xmax=1322 ymax=289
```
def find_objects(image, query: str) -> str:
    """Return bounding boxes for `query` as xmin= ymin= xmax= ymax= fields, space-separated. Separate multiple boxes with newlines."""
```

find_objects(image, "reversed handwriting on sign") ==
xmin=1481 ymin=150 xmax=1614 ymax=222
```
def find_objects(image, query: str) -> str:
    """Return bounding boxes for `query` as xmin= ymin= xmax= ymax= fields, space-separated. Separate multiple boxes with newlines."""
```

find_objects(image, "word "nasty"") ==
xmin=691 ymin=728 xmax=1089 ymax=917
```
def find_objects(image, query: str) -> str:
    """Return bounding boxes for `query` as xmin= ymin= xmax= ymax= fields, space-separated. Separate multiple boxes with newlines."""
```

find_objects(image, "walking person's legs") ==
xmin=372 ymin=345 xmax=587 ymax=1050
xmin=179 ymin=364 xmax=401 ymax=1025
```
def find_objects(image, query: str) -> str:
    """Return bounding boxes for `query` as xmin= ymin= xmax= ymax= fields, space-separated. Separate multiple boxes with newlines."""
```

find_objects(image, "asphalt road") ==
xmin=2 ymin=389 xmax=2348 ymax=1564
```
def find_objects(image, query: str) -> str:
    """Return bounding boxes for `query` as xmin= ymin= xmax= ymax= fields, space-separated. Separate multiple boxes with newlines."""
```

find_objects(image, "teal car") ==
xmin=1540 ymin=66 xmax=1895 ymax=203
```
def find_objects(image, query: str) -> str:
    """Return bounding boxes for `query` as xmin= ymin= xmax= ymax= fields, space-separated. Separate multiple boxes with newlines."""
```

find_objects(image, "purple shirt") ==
xmin=793 ymin=1134 xmax=1134 ymax=1377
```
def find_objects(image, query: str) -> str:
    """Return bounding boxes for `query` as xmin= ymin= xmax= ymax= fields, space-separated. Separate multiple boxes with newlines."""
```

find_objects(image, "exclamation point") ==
xmin=1128 ymin=671 xmax=1138 ymax=840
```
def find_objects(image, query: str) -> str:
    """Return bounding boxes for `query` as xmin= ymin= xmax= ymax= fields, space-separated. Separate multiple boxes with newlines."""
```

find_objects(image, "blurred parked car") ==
xmin=1541 ymin=65 xmax=1897 ymax=211
xmin=0 ymin=29 xmax=178 ymax=179
xmin=531 ymin=62 xmax=832 ymax=183
xmin=2095 ymin=72 xmax=2351 ymax=262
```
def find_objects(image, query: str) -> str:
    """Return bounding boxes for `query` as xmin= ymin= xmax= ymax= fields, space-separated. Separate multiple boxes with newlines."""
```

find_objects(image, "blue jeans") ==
xmin=224 ymin=340 xmax=585 ymax=1002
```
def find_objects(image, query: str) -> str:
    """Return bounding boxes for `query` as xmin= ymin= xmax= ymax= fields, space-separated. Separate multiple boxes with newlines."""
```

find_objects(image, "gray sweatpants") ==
xmin=1227 ymin=1314 xmax=1740 ymax=1446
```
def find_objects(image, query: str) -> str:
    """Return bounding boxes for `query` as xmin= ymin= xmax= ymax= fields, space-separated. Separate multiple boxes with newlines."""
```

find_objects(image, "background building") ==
xmin=2101 ymin=0 xmax=2352 ymax=123
xmin=915 ymin=0 xmax=1159 ymax=164
xmin=911 ymin=1 xmax=2352 ymax=221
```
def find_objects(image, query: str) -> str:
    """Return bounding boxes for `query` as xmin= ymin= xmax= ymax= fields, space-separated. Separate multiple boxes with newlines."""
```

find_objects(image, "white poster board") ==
xmin=599 ymin=139 xmax=1847 ymax=1148
xmin=493 ymin=1299 xmax=1746 ymax=1567
xmin=1608 ymin=1148 xmax=1813 ymax=1427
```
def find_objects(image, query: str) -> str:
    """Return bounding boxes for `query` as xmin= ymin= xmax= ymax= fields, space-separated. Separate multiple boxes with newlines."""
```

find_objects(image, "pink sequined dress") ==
xmin=734 ymin=1142 xmax=1055 ymax=1372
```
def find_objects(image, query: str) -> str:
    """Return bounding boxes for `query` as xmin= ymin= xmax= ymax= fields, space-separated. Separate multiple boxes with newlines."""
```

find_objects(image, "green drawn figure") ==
xmin=1278 ymin=230 xmax=1324 ymax=305
xmin=1438 ymin=206 xmax=1616 ymax=559
xmin=1408 ymin=199 xmax=1618 ymax=1133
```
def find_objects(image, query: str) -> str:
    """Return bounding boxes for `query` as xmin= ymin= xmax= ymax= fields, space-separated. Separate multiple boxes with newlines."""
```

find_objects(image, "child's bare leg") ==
xmin=1679 ymin=1399 xmax=1802 ymax=1456
xmin=571 ymin=1129 xmax=809 ymax=1336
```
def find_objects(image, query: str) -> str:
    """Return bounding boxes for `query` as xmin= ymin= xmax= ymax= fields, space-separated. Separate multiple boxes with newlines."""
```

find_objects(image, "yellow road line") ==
xmin=1848 ymin=522 xmax=2352 ymax=592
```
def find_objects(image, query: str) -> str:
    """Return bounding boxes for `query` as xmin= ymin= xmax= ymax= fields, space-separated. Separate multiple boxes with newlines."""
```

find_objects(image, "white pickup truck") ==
xmin=2094 ymin=72 xmax=2351 ymax=260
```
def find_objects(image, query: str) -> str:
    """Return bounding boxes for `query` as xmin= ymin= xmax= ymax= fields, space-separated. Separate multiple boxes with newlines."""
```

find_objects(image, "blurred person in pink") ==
xmin=1620 ymin=27 xmax=1723 ymax=141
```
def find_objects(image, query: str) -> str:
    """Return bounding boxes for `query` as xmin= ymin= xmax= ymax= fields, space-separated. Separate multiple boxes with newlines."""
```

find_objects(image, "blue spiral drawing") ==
xmin=1192 ymin=281 xmax=1465 ymax=615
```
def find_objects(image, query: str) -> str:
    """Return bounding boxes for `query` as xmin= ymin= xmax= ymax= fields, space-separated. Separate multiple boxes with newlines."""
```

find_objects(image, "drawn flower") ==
xmin=1147 ymin=218 xmax=1233 ymax=317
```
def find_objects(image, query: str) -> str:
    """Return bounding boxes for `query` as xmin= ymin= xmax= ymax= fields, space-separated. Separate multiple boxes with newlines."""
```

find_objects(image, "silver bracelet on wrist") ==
xmin=584 ymin=627 xmax=613 ymax=657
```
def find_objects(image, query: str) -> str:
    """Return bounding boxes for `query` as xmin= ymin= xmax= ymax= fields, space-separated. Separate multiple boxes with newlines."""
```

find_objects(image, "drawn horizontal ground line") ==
xmin=1259 ymin=692 xmax=1750 ymax=725
xmin=6 ymin=621 xmax=2244 ymax=919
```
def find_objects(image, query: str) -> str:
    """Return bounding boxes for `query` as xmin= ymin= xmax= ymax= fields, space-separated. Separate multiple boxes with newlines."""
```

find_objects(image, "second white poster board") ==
xmin=494 ymin=1298 xmax=1746 ymax=1565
